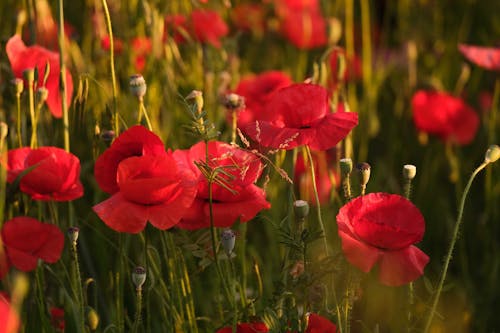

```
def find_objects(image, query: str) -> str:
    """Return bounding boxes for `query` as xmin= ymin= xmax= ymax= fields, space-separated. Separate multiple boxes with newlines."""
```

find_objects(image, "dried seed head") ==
xmin=403 ymin=164 xmax=417 ymax=180
xmin=100 ymin=130 xmax=115 ymax=142
xmin=293 ymin=200 xmax=310 ymax=219
xmin=357 ymin=162 xmax=371 ymax=186
xmin=129 ymin=74 xmax=147 ymax=99
xmin=220 ymin=229 xmax=236 ymax=256
xmin=485 ymin=144 xmax=500 ymax=164
xmin=221 ymin=93 xmax=245 ymax=110
xmin=339 ymin=158 xmax=353 ymax=176
xmin=132 ymin=266 xmax=147 ymax=290
xmin=67 ymin=227 xmax=80 ymax=244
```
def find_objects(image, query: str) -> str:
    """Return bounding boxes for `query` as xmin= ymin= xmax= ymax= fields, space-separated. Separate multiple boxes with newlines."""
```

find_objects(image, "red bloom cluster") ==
xmin=5 ymin=35 xmax=74 ymax=118
xmin=7 ymin=147 xmax=83 ymax=201
xmin=411 ymin=90 xmax=479 ymax=145
xmin=0 ymin=294 xmax=19 ymax=333
xmin=459 ymin=44 xmax=500 ymax=71
xmin=244 ymin=83 xmax=358 ymax=150
xmin=216 ymin=321 xmax=268 ymax=333
xmin=233 ymin=71 xmax=293 ymax=128
xmin=275 ymin=0 xmax=327 ymax=49
xmin=173 ymin=141 xmax=270 ymax=230
xmin=336 ymin=193 xmax=429 ymax=286
xmin=93 ymin=126 xmax=197 ymax=233
xmin=0 ymin=217 xmax=64 ymax=279
xmin=231 ymin=3 xmax=266 ymax=35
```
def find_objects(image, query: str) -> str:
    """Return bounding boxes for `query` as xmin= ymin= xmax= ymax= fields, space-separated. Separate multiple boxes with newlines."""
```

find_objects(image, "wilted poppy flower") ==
xmin=244 ymin=83 xmax=358 ymax=150
xmin=1 ymin=217 xmax=64 ymax=276
xmin=190 ymin=9 xmax=228 ymax=48
xmin=94 ymin=125 xmax=166 ymax=194
xmin=216 ymin=322 xmax=269 ymax=333
xmin=7 ymin=146 xmax=83 ymax=201
xmin=0 ymin=294 xmax=19 ymax=333
xmin=458 ymin=44 xmax=500 ymax=71
xmin=234 ymin=70 xmax=293 ymax=128
xmin=336 ymin=192 xmax=429 ymax=286
xmin=411 ymin=90 xmax=479 ymax=145
xmin=173 ymin=141 xmax=270 ymax=230
xmin=5 ymin=35 xmax=74 ymax=118
xmin=305 ymin=313 xmax=337 ymax=333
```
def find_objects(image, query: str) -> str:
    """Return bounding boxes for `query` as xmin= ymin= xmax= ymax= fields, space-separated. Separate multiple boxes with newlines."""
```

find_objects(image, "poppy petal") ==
xmin=93 ymin=193 xmax=148 ymax=234
xmin=459 ymin=44 xmax=500 ymax=71
xmin=378 ymin=246 xmax=430 ymax=286
xmin=337 ymin=229 xmax=382 ymax=273
xmin=309 ymin=111 xmax=359 ymax=150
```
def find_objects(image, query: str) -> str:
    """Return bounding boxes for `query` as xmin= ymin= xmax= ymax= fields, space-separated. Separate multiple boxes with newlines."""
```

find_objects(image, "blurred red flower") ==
xmin=131 ymin=37 xmax=152 ymax=72
xmin=93 ymin=127 xmax=197 ymax=233
xmin=100 ymin=35 xmax=124 ymax=54
xmin=411 ymin=90 xmax=479 ymax=145
xmin=1 ymin=217 xmax=64 ymax=278
xmin=0 ymin=294 xmax=19 ymax=333
xmin=94 ymin=125 xmax=166 ymax=194
xmin=244 ymin=83 xmax=358 ymax=150
xmin=5 ymin=35 xmax=74 ymax=118
xmin=190 ymin=9 xmax=228 ymax=48
xmin=173 ymin=141 xmax=270 ymax=230
xmin=234 ymin=70 xmax=293 ymax=128
xmin=336 ymin=192 xmax=429 ymax=286
xmin=231 ymin=3 xmax=266 ymax=35
xmin=216 ymin=322 xmax=269 ymax=333
xmin=329 ymin=48 xmax=362 ymax=90
xmin=7 ymin=147 xmax=83 ymax=201
xmin=164 ymin=14 xmax=189 ymax=44
xmin=458 ymin=44 xmax=500 ymax=71
xmin=305 ymin=313 xmax=337 ymax=333
xmin=49 ymin=307 xmax=65 ymax=332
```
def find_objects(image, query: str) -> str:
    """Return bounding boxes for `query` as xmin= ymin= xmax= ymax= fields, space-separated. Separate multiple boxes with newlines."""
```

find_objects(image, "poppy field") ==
xmin=0 ymin=0 xmax=499 ymax=332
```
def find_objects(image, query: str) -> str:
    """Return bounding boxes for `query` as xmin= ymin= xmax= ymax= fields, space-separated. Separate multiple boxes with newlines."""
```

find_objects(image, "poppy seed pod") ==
xmin=132 ymin=266 xmax=146 ymax=290
xmin=221 ymin=229 xmax=236 ymax=256
xmin=222 ymin=93 xmax=245 ymax=110
xmin=129 ymin=74 xmax=147 ymax=99
xmin=485 ymin=144 xmax=500 ymax=164
xmin=100 ymin=130 xmax=115 ymax=142
xmin=357 ymin=162 xmax=371 ymax=186
xmin=403 ymin=164 xmax=417 ymax=180
xmin=12 ymin=78 xmax=24 ymax=95
xmin=293 ymin=200 xmax=310 ymax=219
xmin=339 ymin=158 xmax=353 ymax=176
xmin=22 ymin=68 xmax=35 ymax=82
xmin=37 ymin=87 xmax=49 ymax=104
xmin=67 ymin=227 xmax=80 ymax=244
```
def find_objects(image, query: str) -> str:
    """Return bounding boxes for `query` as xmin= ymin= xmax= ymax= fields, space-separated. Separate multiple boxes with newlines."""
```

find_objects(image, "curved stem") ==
xmin=423 ymin=161 xmax=488 ymax=333
xmin=58 ymin=0 xmax=70 ymax=151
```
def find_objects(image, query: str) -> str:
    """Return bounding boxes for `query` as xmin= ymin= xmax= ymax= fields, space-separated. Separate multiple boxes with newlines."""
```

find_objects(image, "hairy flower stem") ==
xmin=27 ymin=77 xmax=36 ymax=148
xmin=70 ymin=238 xmax=86 ymax=332
xmin=101 ymin=0 xmax=119 ymax=136
xmin=403 ymin=181 xmax=414 ymax=331
xmin=231 ymin=111 xmax=237 ymax=145
xmin=138 ymin=98 xmax=153 ymax=130
xmin=132 ymin=286 xmax=143 ymax=333
xmin=16 ymin=93 xmax=22 ymax=147
xmin=35 ymin=265 xmax=50 ymax=330
xmin=58 ymin=0 xmax=70 ymax=151
xmin=423 ymin=161 xmax=489 ymax=333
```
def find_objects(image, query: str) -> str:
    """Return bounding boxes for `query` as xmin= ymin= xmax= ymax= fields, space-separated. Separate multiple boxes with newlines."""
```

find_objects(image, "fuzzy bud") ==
xmin=403 ymin=164 xmax=417 ymax=180
xmin=221 ymin=229 xmax=236 ymax=256
xmin=340 ymin=158 xmax=353 ymax=176
xmin=132 ymin=266 xmax=146 ymax=290
xmin=485 ymin=145 xmax=500 ymax=164
xmin=129 ymin=74 xmax=147 ymax=99
xmin=357 ymin=162 xmax=371 ymax=186
xmin=12 ymin=78 xmax=24 ymax=95
xmin=67 ymin=227 xmax=80 ymax=244
xmin=293 ymin=200 xmax=310 ymax=219
xmin=86 ymin=307 xmax=100 ymax=331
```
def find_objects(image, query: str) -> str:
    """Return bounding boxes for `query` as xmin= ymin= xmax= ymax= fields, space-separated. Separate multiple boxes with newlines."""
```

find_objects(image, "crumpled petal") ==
xmin=378 ymin=245 xmax=430 ymax=287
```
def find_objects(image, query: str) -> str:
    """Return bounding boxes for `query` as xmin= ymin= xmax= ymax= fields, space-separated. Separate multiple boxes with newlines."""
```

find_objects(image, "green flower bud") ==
xmin=485 ymin=145 xmax=500 ymax=164
xmin=293 ymin=200 xmax=310 ymax=219
xmin=132 ymin=266 xmax=146 ymax=290
xmin=129 ymin=74 xmax=147 ymax=99
xmin=339 ymin=158 xmax=353 ymax=176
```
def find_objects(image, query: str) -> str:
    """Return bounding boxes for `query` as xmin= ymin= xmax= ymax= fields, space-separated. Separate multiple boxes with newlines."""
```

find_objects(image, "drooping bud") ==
xmin=129 ymin=74 xmax=147 ymax=99
xmin=339 ymin=158 xmax=353 ymax=176
xmin=12 ymin=78 xmax=24 ymax=96
xmin=403 ymin=164 xmax=417 ymax=181
xmin=293 ymin=200 xmax=310 ymax=219
xmin=485 ymin=144 xmax=500 ymax=164
xmin=220 ymin=229 xmax=236 ymax=257
xmin=132 ymin=266 xmax=147 ymax=290
xmin=67 ymin=227 xmax=80 ymax=244
xmin=357 ymin=162 xmax=371 ymax=187
xmin=86 ymin=307 xmax=100 ymax=331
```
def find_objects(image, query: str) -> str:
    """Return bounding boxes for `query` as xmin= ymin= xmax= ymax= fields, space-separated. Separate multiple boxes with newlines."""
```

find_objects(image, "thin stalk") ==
xmin=132 ymin=286 xmax=143 ymax=333
xmin=403 ymin=179 xmax=414 ymax=331
xmin=139 ymin=98 xmax=153 ymax=131
xmin=344 ymin=0 xmax=356 ymax=159
xmin=35 ymin=265 xmax=50 ymax=331
xmin=116 ymin=234 xmax=125 ymax=333
xmin=16 ymin=92 xmax=23 ymax=147
xmin=27 ymin=78 xmax=36 ymax=148
xmin=231 ymin=110 xmax=237 ymax=145
xmin=101 ymin=0 xmax=119 ymax=136
xmin=58 ymin=0 xmax=70 ymax=151
xmin=71 ymin=238 xmax=86 ymax=332
xmin=423 ymin=161 xmax=489 ymax=333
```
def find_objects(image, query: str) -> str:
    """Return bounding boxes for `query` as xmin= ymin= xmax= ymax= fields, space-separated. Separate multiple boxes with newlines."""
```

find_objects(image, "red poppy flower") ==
xmin=0 ymin=294 xmax=19 ymax=333
xmin=190 ymin=9 xmax=228 ymax=48
xmin=244 ymin=83 xmax=358 ymax=150
xmin=305 ymin=313 xmax=337 ymax=333
xmin=5 ymin=35 xmax=74 ymax=118
xmin=234 ymin=71 xmax=293 ymax=129
xmin=131 ymin=37 xmax=152 ymax=72
xmin=7 ymin=147 xmax=83 ymax=201
xmin=49 ymin=307 xmax=65 ymax=332
xmin=231 ymin=4 xmax=266 ymax=35
xmin=173 ymin=141 xmax=270 ymax=230
xmin=458 ymin=44 xmax=500 ymax=71
xmin=94 ymin=125 xmax=167 ymax=194
xmin=294 ymin=149 xmax=339 ymax=205
xmin=216 ymin=322 xmax=269 ymax=333
xmin=100 ymin=35 xmax=124 ymax=54
xmin=1 ymin=217 xmax=64 ymax=276
xmin=329 ymin=48 xmax=362 ymax=90
xmin=411 ymin=90 xmax=479 ymax=145
xmin=336 ymin=192 xmax=429 ymax=286
xmin=164 ymin=14 xmax=189 ymax=44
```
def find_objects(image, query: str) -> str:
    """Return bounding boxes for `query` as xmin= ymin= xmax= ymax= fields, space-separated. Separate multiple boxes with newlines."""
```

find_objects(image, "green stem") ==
xmin=423 ymin=161 xmax=489 ymax=333
xmin=139 ymin=99 xmax=153 ymax=131
xmin=58 ymin=0 xmax=70 ymax=151
xmin=16 ymin=92 xmax=23 ymax=147
xmin=35 ymin=265 xmax=50 ymax=332
xmin=71 ymin=239 xmax=86 ymax=332
xmin=27 ymin=78 xmax=36 ymax=148
xmin=231 ymin=110 xmax=237 ymax=145
xmin=132 ymin=287 xmax=143 ymax=333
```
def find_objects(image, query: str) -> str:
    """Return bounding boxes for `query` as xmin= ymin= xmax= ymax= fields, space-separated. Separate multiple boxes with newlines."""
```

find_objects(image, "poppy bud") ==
xmin=222 ymin=93 xmax=245 ymax=110
xmin=293 ymin=200 xmax=310 ymax=219
xmin=403 ymin=164 xmax=417 ymax=180
xmin=22 ymin=68 xmax=35 ymax=83
xmin=37 ymin=87 xmax=49 ymax=104
xmin=12 ymin=78 xmax=24 ymax=96
xmin=220 ymin=229 xmax=236 ymax=256
xmin=132 ymin=266 xmax=146 ymax=290
xmin=357 ymin=162 xmax=371 ymax=186
xmin=328 ymin=18 xmax=342 ymax=45
xmin=485 ymin=145 xmax=500 ymax=164
xmin=0 ymin=122 xmax=8 ymax=141
xmin=86 ymin=307 xmax=100 ymax=331
xmin=186 ymin=90 xmax=204 ymax=114
xmin=67 ymin=227 xmax=80 ymax=244
xmin=339 ymin=158 xmax=353 ymax=176
xmin=129 ymin=74 xmax=147 ymax=99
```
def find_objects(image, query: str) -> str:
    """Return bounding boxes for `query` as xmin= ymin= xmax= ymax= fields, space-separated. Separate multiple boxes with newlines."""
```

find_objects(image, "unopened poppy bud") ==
xmin=222 ymin=93 xmax=245 ymax=110
xmin=12 ymin=78 xmax=24 ymax=95
xmin=221 ymin=229 xmax=236 ymax=256
xmin=293 ymin=200 xmax=310 ymax=219
xmin=357 ymin=162 xmax=371 ymax=186
xmin=67 ymin=227 xmax=80 ymax=244
xmin=86 ymin=307 xmax=99 ymax=331
xmin=129 ymin=74 xmax=147 ymax=99
xmin=100 ymin=130 xmax=115 ymax=142
xmin=132 ymin=266 xmax=146 ymax=290
xmin=0 ymin=122 xmax=8 ymax=141
xmin=12 ymin=272 xmax=30 ymax=303
xmin=22 ymin=68 xmax=35 ymax=83
xmin=328 ymin=17 xmax=342 ymax=45
xmin=340 ymin=158 xmax=353 ymax=176
xmin=403 ymin=164 xmax=417 ymax=180
xmin=37 ymin=87 xmax=49 ymax=104
xmin=485 ymin=145 xmax=500 ymax=164
xmin=186 ymin=90 xmax=204 ymax=114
